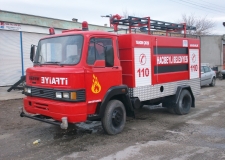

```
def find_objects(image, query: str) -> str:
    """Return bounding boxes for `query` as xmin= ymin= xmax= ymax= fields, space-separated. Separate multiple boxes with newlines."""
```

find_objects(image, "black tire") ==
xmin=218 ymin=72 xmax=223 ymax=80
xmin=162 ymin=101 xmax=175 ymax=114
xmin=139 ymin=104 xmax=144 ymax=109
xmin=101 ymin=100 xmax=126 ymax=135
xmin=209 ymin=77 xmax=216 ymax=86
xmin=175 ymin=90 xmax=192 ymax=115
xmin=167 ymin=107 xmax=176 ymax=114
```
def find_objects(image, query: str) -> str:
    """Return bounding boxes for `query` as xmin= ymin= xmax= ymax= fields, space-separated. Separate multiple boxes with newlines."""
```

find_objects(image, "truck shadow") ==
xmin=51 ymin=105 xmax=174 ymax=139
xmin=52 ymin=121 xmax=103 ymax=140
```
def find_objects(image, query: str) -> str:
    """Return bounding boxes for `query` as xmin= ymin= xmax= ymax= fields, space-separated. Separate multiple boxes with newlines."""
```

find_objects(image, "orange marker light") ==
xmin=71 ymin=92 xmax=77 ymax=100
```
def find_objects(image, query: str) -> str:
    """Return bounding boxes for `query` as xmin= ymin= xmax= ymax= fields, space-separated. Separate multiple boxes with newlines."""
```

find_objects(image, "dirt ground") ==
xmin=0 ymin=80 xmax=225 ymax=160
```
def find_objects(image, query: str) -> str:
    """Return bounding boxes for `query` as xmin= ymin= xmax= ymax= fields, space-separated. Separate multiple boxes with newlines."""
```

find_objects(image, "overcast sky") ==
xmin=0 ymin=0 xmax=225 ymax=35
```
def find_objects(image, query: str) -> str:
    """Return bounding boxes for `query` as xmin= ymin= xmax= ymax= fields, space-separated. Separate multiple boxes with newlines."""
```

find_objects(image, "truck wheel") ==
xmin=101 ymin=100 xmax=126 ymax=135
xmin=209 ymin=77 xmax=216 ymax=86
xmin=162 ymin=102 xmax=175 ymax=114
xmin=167 ymin=107 xmax=176 ymax=114
xmin=175 ymin=90 xmax=192 ymax=115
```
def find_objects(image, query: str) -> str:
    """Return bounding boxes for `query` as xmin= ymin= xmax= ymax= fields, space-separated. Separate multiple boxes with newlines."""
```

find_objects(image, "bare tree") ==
xmin=180 ymin=14 xmax=216 ymax=35
xmin=122 ymin=10 xmax=129 ymax=19
xmin=122 ymin=10 xmax=136 ymax=18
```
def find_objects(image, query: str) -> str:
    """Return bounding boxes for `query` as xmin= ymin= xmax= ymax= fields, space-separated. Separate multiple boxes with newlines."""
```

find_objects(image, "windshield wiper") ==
xmin=34 ymin=61 xmax=42 ymax=66
xmin=44 ymin=61 xmax=64 ymax=66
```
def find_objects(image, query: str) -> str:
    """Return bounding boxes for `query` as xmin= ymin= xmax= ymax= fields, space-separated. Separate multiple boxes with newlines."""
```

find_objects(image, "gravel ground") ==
xmin=0 ymin=80 xmax=225 ymax=160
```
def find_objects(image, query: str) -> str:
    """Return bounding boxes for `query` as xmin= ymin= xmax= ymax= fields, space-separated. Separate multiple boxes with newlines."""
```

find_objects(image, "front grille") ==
xmin=32 ymin=87 xmax=55 ymax=99
xmin=76 ymin=90 xmax=86 ymax=101
xmin=28 ymin=86 xmax=86 ymax=102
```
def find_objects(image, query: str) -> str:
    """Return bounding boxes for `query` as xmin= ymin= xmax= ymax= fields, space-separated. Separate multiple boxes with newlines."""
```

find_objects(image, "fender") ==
xmin=175 ymin=85 xmax=195 ymax=107
xmin=87 ymin=85 xmax=134 ymax=121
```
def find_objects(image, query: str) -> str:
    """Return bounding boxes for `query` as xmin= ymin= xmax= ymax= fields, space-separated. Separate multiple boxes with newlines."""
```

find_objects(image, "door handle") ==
xmin=112 ymin=66 xmax=119 ymax=69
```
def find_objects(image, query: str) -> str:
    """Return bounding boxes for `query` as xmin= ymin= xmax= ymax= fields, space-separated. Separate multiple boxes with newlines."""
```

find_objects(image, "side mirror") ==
xmin=105 ymin=45 xmax=114 ymax=67
xmin=30 ymin=44 xmax=35 ymax=62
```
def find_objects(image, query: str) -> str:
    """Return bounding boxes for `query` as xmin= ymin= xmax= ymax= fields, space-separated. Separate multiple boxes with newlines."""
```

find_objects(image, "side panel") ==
xmin=189 ymin=49 xmax=200 ymax=79
xmin=134 ymin=48 xmax=151 ymax=87
xmin=119 ymin=34 xmax=200 ymax=101
xmin=129 ymin=78 xmax=200 ymax=101
xmin=119 ymin=48 xmax=135 ymax=87
xmin=151 ymin=36 xmax=200 ymax=85
xmin=119 ymin=34 xmax=152 ymax=88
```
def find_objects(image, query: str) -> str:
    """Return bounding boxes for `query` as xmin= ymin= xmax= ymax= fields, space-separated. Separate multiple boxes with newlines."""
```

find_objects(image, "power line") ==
xmin=188 ymin=0 xmax=225 ymax=11
xmin=198 ymin=0 xmax=225 ymax=10
xmin=170 ymin=0 xmax=224 ymax=16
xmin=179 ymin=0 xmax=224 ymax=13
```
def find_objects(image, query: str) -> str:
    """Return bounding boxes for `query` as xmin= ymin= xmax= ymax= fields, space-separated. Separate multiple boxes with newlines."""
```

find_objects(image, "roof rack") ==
xmin=108 ymin=14 xmax=196 ymax=37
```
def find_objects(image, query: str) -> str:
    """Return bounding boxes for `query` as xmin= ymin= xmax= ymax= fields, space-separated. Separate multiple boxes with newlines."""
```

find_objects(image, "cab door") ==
xmin=84 ymin=36 xmax=122 ymax=113
xmin=201 ymin=66 xmax=207 ymax=86
xmin=204 ymin=66 xmax=212 ymax=84
xmin=201 ymin=66 xmax=211 ymax=86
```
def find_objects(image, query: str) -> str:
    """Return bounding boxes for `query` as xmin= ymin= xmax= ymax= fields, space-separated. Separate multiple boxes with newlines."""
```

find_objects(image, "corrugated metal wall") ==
xmin=0 ymin=30 xmax=47 ymax=86
xmin=223 ymin=45 xmax=225 ymax=70
xmin=0 ymin=30 xmax=21 ymax=86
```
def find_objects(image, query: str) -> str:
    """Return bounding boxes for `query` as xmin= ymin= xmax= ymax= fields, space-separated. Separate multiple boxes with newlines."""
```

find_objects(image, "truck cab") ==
xmin=23 ymin=29 xmax=132 ymax=134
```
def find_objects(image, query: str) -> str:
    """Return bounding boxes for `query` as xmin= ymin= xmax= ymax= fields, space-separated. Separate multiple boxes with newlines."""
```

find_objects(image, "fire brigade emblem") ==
xmin=91 ymin=74 xmax=101 ymax=94
xmin=139 ymin=53 xmax=146 ymax=65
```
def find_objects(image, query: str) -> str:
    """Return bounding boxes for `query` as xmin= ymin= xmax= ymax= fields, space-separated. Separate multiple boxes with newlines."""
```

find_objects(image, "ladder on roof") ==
xmin=109 ymin=14 xmax=196 ymax=37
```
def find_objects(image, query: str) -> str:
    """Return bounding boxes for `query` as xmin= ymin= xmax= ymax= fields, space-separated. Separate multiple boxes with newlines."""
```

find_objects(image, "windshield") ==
xmin=34 ymin=35 xmax=83 ymax=65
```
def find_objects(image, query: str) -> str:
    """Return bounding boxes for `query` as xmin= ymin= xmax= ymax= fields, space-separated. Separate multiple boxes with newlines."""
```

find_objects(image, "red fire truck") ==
xmin=21 ymin=15 xmax=200 ymax=135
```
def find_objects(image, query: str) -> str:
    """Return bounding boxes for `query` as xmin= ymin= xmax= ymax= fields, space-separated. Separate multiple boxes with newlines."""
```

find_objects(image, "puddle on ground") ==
xmin=53 ymin=121 xmax=102 ymax=140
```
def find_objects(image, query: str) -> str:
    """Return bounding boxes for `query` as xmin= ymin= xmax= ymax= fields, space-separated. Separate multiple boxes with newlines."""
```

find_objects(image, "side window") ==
xmin=87 ymin=38 xmax=113 ymax=65
xmin=201 ymin=66 xmax=204 ymax=73
xmin=203 ymin=66 xmax=210 ymax=73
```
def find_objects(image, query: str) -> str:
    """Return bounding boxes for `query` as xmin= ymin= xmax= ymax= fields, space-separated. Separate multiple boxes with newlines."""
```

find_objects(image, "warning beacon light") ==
xmin=82 ymin=21 xmax=89 ymax=31
xmin=49 ymin=27 xmax=55 ymax=35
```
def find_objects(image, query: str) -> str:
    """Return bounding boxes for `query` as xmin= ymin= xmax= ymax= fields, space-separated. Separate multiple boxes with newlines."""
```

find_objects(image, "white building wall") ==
xmin=0 ymin=30 xmax=21 ymax=86
xmin=200 ymin=35 xmax=223 ymax=70
xmin=0 ymin=23 xmax=64 ymax=86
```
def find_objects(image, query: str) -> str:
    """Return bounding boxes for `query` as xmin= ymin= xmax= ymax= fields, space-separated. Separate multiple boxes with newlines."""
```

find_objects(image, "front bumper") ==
xmin=23 ymin=96 xmax=87 ymax=123
xmin=20 ymin=110 xmax=68 ymax=129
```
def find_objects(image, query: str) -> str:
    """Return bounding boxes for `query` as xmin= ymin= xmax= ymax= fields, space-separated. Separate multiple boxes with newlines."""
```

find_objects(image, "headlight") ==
xmin=55 ymin=91 xmax=77 ymax=100
xmin=56 ymin=92 xmax=62 ymax=98
xmin=62 ymin=92 xmax=69 ymax=99
xmin=27 ymin=88 xmax=31 ymax=93
xmin=24 ymin=87 xmax=31 ymax=93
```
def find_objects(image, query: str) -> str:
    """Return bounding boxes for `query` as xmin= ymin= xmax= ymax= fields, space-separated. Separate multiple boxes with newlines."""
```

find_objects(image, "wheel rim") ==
xmin=112 ymin=107 xmax=123 ymax=127
xmin=182 ymin=95 xmax=191 ymax=109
